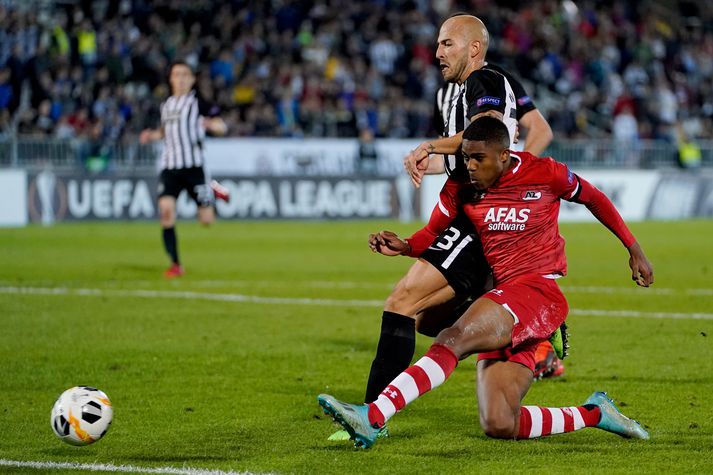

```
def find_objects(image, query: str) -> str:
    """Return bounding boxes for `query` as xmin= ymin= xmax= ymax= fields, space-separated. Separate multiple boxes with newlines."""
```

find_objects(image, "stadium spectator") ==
xmin=612 ymin=101 xmax=640 ymax=166
xmin=677 ymin=126 xmax=702 ymax=169
xmin=0 ymin=0 xmax=711 ymax=142
xmin=319 ymin=116 xmax=654 ymax=448
xmin=356 ymin=127 xmax=378 ymax=176
xmin=0 ymin=67 xmax=13 ymax=112
xmin=138 ymin=61 xmax=230 ymax=279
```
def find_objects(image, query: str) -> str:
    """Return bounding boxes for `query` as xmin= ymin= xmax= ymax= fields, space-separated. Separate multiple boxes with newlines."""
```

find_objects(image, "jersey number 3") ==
xmin=435 ymin=227 xmax=461 ymax=250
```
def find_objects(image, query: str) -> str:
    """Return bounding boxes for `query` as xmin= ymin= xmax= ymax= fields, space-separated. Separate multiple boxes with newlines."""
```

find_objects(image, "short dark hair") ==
xmin=462 ymin=116 xmax=510 ymax=149
xmin=168 ymin=61 xmax=195 ymax=76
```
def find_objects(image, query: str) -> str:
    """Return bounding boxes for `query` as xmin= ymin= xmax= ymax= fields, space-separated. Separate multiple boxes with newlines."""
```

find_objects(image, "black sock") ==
xmin=364 ymin=311 xmax=416 ymax=403
xmin=162 ymin=227 xmax=179 ymax=264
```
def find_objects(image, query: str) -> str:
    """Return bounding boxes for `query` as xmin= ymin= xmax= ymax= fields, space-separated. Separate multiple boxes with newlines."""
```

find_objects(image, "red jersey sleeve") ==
xmin=404 ymin=178 xmax=460 ymax=257
xmin=571 ymin=177 xmax=636 ymax=248
xmin=549 ymin=158 xmax=580 ymax=200
xmin=548 ymin=159 xmax=635 ymax=247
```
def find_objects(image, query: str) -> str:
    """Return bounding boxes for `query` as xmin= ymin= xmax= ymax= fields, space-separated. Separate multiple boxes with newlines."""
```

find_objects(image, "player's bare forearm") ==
xmin=520 ymin=109 xmax=553 ymax=155
xmin=204 ymin=117 xmax=228 ymax=136
xmin=420 ymin=132 xmax=464 ymax=156
xmin=425 ymin=154 xmax=446 ymax=174
xmin=416 ymin=111 xmax=505 ymax=158
xmin=139 ymin=128 xmax=164 ymax=145
xmin=405 ymin=143 xmax=452 ymax=187
xmin=627 ymin=241 xmax=654 ymax=287
xmin=368 ymin=231 xmax=411 ymax=256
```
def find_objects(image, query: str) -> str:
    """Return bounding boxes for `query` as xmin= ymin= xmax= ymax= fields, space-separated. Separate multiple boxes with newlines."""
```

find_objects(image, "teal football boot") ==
xmin=585 ymin=391 xmax=649 ymax=440
xmin=318 ymin=394 xmax=381 ymax=448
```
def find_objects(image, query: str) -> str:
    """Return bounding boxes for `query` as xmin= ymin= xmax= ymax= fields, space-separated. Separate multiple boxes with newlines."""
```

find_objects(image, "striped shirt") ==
xmin=434 ymin=67 xmax=518 ymax=182
xmin=159 ymin=91 xmax=206 ymax=170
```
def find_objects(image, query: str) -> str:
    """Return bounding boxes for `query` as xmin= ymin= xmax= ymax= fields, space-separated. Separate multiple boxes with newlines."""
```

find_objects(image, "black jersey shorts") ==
xmin=420 ymin=212 xmax=491 ymax=297
xmin=158 ymin=167 xmax=214 ymax=207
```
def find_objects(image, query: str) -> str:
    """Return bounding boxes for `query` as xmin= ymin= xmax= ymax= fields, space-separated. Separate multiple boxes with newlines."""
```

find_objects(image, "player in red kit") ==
xmin=318 ymin=117 xmax=654 ymax=448
xmin=340 ymin=17 xmax=560 ymax=445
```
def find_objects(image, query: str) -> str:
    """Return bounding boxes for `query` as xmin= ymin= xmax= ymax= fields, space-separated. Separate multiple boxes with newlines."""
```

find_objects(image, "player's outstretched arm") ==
xmin=627 ymin=241 xmax=654 ymax=287
xmin=573 ymin=176 xmax=654 ymax=287
xmin=368 ymin=231 xmax=411 ymax=256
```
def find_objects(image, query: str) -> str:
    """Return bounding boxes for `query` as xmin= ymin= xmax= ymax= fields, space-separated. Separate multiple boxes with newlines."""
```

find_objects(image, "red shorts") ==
xmin=477 ymin=273 xmax=568 ymax=371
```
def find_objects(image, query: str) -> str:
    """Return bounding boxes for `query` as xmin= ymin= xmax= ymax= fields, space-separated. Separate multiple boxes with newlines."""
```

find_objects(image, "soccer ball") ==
xmin=50 ymin=386 xmax=113 ymax=446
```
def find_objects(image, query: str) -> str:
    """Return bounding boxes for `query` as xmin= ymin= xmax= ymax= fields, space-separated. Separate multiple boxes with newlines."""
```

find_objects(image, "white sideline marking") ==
xmin=0 ymin=286 xmax=383 ymax=307
xmin=1 ymin=285 xmax=712 ymax=320
xmin=95 ymin=280 xmax=393 ymax=290
xmin=560 ymin=285 xmax=713 ymax=297
xmin=0 ymin=459 xmax=264 ymax=475
xmin=569 ymin=309 xmax=713 ymax=320
xmin=3 ymin=279 xmax=711 ymax=296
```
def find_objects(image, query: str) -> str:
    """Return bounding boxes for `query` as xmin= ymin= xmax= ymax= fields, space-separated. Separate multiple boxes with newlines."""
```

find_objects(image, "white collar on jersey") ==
xmin=509 ymin=154 xmax=522 ymax=174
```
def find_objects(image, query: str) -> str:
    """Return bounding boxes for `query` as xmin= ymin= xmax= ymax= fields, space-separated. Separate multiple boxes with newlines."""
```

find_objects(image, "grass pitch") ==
xmin=0 ymin=219 xmax=712 ymax=474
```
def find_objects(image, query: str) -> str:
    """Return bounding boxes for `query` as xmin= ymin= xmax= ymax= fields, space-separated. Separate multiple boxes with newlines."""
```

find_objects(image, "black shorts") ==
xmin=420 ymin=213 xmax=491 ymax=297
xmin=158 ymin=167 xmax=214 ymax=207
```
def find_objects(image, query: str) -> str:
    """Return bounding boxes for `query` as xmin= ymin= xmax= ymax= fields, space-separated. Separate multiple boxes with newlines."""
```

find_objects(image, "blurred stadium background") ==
xmin=1 ymin=0 xmax=713 ymax=227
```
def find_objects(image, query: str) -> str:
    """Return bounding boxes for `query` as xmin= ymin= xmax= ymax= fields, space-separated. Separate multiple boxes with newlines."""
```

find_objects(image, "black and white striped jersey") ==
xmin=483 ymin=63 xmax=537 ymax=119
xmin=434 ymin=66 xmax=518 ymax=182
xmin=159 ymin=91 xmax=213 ymax=170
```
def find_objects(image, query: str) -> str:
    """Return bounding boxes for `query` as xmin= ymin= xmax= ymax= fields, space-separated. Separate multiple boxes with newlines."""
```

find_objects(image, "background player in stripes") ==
xmin=139 ymin=61 xmax=230 ymax=278
xmin=319 ymin=116 xmax=654 ymax=448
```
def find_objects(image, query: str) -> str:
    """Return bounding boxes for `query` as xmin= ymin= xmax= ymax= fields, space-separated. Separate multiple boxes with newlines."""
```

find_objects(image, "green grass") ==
xmin=0 ymin=219 xmax=712 ymax=474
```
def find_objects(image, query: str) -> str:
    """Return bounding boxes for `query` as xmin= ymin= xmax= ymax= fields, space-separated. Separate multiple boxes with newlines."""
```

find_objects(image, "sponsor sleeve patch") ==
xmin=476 ymin=96 xmax=502 ymax=107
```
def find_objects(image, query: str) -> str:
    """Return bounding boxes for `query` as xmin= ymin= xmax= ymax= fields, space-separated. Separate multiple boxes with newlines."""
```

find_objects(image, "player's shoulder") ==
xmin=195 ymin=92 xmax=220 ymax=117
xmin=464 ymin=68 xmax=507 ymax=104
xmin=483 ymin=62 xmax=509 ymax=78
xmin=511 ymin=151 xmax=563 ymax=175
xmin=465 ymin=67 xmax=504 ymax=85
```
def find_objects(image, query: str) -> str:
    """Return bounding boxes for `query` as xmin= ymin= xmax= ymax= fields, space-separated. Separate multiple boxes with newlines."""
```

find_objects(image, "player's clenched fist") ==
xmin=368 ymin=231 xmax=412 ymax=256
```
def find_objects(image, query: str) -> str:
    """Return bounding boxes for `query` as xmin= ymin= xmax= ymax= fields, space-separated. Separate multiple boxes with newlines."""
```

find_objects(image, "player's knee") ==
xmin=159 ymin=209 xmax=175 ymax=227
xmin=480 ymin=411 xmax=517 ymax=439
xmin=384 ymin=281 xmax=419 ymax=315
xmin=433 ymin=325 xmax=467 ymax=355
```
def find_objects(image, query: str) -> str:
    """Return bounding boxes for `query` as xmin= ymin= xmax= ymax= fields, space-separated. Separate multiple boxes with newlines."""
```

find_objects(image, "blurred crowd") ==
xmin=1 ymin=0 xmax=712 ymax=144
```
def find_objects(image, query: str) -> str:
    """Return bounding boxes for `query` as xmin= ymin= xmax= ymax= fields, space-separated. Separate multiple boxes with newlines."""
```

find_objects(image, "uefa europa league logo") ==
xmin=35 ymin=168 xmax=59 ymax=225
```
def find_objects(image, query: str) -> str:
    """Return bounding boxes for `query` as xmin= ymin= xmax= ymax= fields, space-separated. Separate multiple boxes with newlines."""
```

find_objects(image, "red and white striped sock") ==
xmin=517 ymin=404 xmax=601 ymax=438
xmin=367 ymin=344 xmax=458 ymax=427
